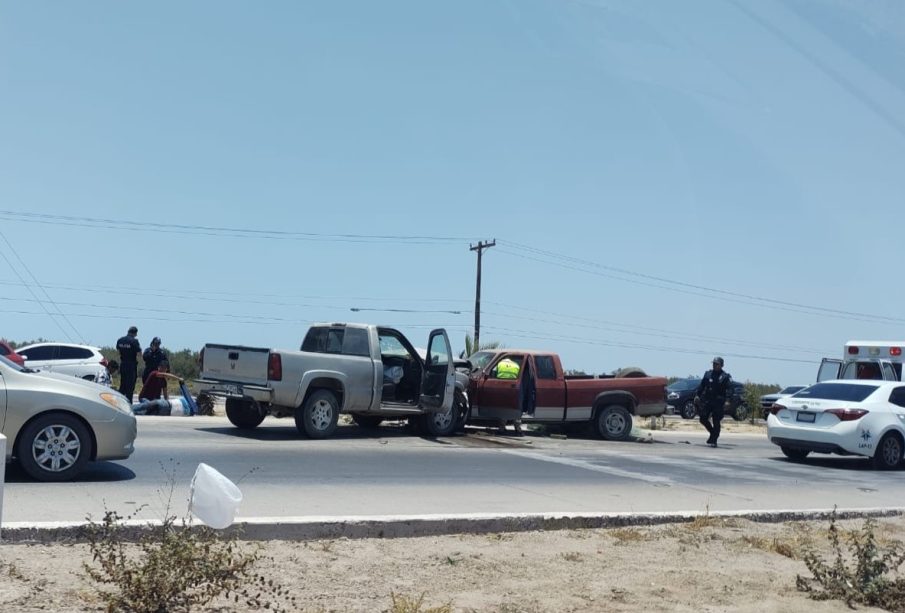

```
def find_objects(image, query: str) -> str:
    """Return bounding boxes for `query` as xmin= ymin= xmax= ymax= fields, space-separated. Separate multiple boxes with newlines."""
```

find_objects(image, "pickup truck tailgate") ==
xmin=202 ymin=344 xmax=270 ymax=385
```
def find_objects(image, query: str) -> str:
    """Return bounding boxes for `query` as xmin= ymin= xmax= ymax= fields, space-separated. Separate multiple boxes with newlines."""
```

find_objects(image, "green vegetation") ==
xmin=797 ymin=512 xmax=905 ymax=612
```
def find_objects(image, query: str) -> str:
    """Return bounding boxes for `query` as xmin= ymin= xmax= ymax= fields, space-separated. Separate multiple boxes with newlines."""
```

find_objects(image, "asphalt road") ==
xmin=3 ymin=416 xmax=904 ymax=524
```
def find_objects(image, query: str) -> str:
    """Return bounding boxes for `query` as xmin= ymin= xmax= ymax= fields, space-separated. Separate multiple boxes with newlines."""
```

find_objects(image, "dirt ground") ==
xmin=1 ymin=516 xmax=901 ymax=612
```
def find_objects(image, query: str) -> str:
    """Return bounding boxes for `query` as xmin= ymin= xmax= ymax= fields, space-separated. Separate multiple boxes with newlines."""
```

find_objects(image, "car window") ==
xmin=883 ymin=363 xmax=898 ymax=381
xmin=888 ymin=387 xmax=905 ymax=408
xmin=301 ymin=327 xmax=327 ymax=352
xmin=379 ymin=334 xmax=410 ymax=358
xmin=781 ymin=386 xmax=804 ymax=395
xmin=794 ymin=383 xmax=879 ymax=402
xmin=58 ymin=346 xmax=94 ymax=360
xmin=19 ymin=345 xmax=56 ymax=361
xmin=0 ymin=345 xmax=8 ymax=356
xmin=534 ymin=356 xmax=557 ymax=380
xmin=468 ymin=351 xmax=496 ymax=369
xmin=325 ymin=329 xmax=344 ymax=354
xmin=342 ymin=328 xmax=370 ymax=357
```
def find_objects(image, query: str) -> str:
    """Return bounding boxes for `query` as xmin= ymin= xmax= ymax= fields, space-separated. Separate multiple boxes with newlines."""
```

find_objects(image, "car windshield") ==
xmin=468 ymin=351 xmax=497 ymax=370
xmin=792 ymin=383 xmax=879 ymax=402
xmin=668 ymin=379 xmax=697 ymax=392
xmin=780 ymin=386 xmax=805 ymax=395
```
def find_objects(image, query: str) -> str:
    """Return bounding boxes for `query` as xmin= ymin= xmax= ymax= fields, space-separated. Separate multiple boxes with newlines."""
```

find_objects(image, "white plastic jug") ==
xmin=190 ymin=463 xmax=243 ymax=529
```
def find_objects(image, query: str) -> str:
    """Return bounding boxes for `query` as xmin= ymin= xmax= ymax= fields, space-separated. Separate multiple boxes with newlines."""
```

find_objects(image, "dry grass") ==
xmin=388 ymin=592 xmax=453 ymax=613
xmin=739 ymin=535 xmax=798 ymax=559
xmin=609 ymin=527 xmax=655 ymax=544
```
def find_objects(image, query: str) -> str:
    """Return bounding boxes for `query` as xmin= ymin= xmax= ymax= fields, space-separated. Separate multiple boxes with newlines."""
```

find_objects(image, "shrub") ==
xmin=796 ymin=511 xmax=905 ymax=612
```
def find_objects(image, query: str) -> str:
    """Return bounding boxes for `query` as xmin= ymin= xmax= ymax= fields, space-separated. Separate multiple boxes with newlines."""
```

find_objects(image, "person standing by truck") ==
xmin=117 ymin=326 xmax=141 ymax=403
xmin=694 ymin=357 xmax=732 ymax=448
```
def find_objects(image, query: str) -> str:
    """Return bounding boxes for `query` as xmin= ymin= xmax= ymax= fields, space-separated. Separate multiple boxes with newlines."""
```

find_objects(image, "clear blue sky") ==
xmin=2 ymin=0 xmax=904 ymax=384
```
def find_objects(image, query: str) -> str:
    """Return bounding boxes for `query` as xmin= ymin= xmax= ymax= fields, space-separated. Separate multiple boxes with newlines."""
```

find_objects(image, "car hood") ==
xmin=24 ymin=369 xmax=109 ymax=396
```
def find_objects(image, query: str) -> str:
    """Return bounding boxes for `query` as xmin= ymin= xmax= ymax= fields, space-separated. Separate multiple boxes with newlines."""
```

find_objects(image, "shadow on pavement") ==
xmin=4 ymin=460 xmax=137 ymax=484
xmin=764 ymin=455 xmax=903 ymax=472
xmin=196 ymin=423 xmax=465 ymax=442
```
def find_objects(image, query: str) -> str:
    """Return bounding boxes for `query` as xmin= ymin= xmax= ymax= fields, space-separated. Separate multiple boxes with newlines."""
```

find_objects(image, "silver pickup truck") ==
xmin=195 ymin=323 xmax=459 ymax=438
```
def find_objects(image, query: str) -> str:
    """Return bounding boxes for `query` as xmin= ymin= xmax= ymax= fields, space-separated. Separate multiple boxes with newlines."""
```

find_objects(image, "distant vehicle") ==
xmin=195 ymin=323 xmax=459 ymax=438
xmin=1 ymin=355 xmax=136 ymax=481
xmin=760 ymin=385 xmax=808 ymax=416
xmin=462 ymin=350 xmax=668 ymax=441
xmin=667 ymin=377 xmax=750 ymax=421
xmin=16 ymin=342 xmax=108 ymax=381
xmin=0 ymin=339 xmax=24 ymax=367
xmin=817 ymin=341 xmax=905 ymax=383
xmin=766 ymin=380 xmax=905 ymax=470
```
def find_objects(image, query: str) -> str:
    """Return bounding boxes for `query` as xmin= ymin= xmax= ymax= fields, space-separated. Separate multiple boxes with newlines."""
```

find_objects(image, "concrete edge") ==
xmin=3 ymin=507 xmax=903 ymax=544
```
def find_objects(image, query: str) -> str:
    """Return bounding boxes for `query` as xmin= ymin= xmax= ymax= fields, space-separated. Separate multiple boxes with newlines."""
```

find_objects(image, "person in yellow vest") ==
xmin=494 ymin=357 xmax=524 ymax=435
xmin=496 ymin=358 xmax=521 ymax=379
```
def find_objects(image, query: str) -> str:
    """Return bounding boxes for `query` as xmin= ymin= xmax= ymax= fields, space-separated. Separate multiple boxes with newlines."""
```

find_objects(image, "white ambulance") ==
xmin=817 ymin=341 xmax=905 ymax=382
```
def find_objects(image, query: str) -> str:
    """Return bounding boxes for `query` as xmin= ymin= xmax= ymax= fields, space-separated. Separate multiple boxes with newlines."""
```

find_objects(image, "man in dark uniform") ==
xmin=142 ymin=337 xmax=166 ymax=384
xmin=694 ymin=356 xmax=732 ymax=448
xmin=117 ymin=326 xmax=141 ymax=402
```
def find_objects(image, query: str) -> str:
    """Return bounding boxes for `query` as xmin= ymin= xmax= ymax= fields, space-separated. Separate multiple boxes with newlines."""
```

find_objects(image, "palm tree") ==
xmin=461 ymin=334 xmax=503 ymax=359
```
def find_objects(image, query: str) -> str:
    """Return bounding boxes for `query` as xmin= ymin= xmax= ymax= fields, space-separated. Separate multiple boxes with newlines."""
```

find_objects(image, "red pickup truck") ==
xmin=464 ymin=350 xmax=667 ymax=440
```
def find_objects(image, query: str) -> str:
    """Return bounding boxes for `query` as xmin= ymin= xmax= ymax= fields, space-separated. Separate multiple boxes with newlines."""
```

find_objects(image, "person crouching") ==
xmin=135 ymin=360 xmax=183 ymax=415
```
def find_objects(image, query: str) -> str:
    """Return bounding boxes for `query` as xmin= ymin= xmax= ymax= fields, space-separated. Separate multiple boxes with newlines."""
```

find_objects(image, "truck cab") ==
xmin=816 ymin=341 xmax=905 ymax=383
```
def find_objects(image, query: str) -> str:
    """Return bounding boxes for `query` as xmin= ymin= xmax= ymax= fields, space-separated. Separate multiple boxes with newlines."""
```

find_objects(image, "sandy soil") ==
xmin=1 ymin=517 xmax=900 ymax=612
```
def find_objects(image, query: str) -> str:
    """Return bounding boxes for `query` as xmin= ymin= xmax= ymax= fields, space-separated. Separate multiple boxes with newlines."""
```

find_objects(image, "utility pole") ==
xmin=469 ymin=239 xmax=495 ymax=351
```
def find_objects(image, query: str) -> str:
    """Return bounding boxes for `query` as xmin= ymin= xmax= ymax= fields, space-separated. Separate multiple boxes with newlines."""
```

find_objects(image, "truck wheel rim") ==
xmin=605 ymin=412 xmax=626 ymax=434
xmin=311 ymin=400 xmax=333 ymax=430
xmin=881 ymin=437 xmax=901 ymax=466
xmin=433 ymin=407 xmax=453 ymax=430
xmin=33 ymin=425 xmax=81 ymax=473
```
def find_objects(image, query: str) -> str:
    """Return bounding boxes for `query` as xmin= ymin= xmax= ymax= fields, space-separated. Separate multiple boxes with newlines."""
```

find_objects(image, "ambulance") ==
xmin=816 ymin=341 xmax=905 ymax=382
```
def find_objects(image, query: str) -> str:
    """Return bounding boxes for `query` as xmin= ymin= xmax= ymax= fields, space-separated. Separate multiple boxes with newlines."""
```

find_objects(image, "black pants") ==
xmin=699 ymin=401 xmax=725 ymax=443
xmin=119 ymin=364 xmax=138 ymax=403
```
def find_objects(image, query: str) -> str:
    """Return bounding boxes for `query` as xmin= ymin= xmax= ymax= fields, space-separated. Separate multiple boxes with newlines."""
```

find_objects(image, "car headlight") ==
xmin=100 ymin=392 xmax=133 ymax=414
xmin=667 ymin=392 xmax=679 ymax=400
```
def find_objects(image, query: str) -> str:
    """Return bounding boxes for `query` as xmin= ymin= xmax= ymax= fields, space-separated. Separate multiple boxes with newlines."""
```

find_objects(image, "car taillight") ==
xmin=891 ymin=347 xmax=902 ymax=357
xmin=768 ymin=403 xmax=786 ymax=416
xmin=848 ymin=346 xmax=860 ymax=355
xmin=827 ymin=408 xmax=869 ymax=421
xmin=268 ymin=353 xmax=282 ymax=381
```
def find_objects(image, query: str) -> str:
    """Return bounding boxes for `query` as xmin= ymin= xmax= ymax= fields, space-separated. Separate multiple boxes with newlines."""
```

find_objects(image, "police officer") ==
xmin=117 ymin=326 xmax=142 ymax=402
xmin=694 ymin=356 xmax=732 ymax=447
xmin=142 ymin=337 xmax=166 ymax=384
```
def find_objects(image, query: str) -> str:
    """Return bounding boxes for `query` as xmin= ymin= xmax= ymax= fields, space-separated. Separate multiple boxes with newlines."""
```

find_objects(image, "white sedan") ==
xmin=767 ymin=380 xmax=905 ymax=470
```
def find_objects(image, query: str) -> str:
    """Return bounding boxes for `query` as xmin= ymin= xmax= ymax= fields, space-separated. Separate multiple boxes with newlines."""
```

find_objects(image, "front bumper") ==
xmin=92 ymin=410 xmax=137 ymax=461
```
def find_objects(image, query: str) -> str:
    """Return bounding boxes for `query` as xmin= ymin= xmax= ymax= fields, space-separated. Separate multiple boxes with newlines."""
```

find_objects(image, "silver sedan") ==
xmin=1 ymin=355 xmax=137 ymax=481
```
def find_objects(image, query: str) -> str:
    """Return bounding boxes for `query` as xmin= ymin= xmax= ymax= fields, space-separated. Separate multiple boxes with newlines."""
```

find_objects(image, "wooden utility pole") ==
xmin=469 ymin=239 xmax=495 ymax=350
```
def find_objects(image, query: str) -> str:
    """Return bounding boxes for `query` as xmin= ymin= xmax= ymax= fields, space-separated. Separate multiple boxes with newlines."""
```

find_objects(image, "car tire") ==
xmin=595 ymin=404 xmax=633 ymax=441
xmin=872 ymin=433 xmax=904 ymax=470
xmin=781 ymin=446 xmax=810 ymax=462
xmin=17 ymin=413 xmax=93 ymax=482
xmin=419 ymin=401 xmax=459 ymax=437
xmin=732 ymin=403 xmax=750 ymax=422
xmin=296 ymin=390 xmax=339 ymax=439
xmin=225 ymin=398 xmax=265 ymax=430
xmin=680 ymin=401 xmax=696 ymax=420
xmin=453 ymin=391 xmax=470 ymax=432
xmin=351 ymin=414 xmax=384 ymax=429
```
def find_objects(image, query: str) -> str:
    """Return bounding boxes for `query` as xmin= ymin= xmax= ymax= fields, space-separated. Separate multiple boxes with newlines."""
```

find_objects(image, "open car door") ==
xmin=817 ymin=358 xmax=843 ymax=382
xmin=420 ymin=329 xmax=454 ymax=413
xmin=473 ymin=354 xmax=524 ymax=422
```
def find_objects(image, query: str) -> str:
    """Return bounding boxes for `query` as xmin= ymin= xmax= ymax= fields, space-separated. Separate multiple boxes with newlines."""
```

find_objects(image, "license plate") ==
xmin=223 ymin=384 xmax=242 ymax=396
xmin=796 ymin=411 xmax=816 ymax=423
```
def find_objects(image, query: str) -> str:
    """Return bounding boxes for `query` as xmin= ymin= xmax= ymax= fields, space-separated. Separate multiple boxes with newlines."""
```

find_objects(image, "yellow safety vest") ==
xmin=496 ymin=358 xmax=520 ymax=379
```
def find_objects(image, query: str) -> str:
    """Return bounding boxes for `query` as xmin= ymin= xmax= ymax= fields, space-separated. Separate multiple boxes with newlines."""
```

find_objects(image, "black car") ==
xmin=667 ymin=378 xmax=750 ymax=421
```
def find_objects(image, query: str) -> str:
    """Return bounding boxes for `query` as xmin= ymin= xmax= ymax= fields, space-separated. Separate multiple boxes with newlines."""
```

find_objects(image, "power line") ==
xmin=496 ymin=243 xmax=905 ymax=325
xmin=0 ymin=210 xmax=473 ymax=244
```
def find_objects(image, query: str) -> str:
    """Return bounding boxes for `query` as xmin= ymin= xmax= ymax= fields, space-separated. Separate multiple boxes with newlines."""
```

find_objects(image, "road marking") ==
xmin=500 ymin=449 xmax=674 ymax=485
